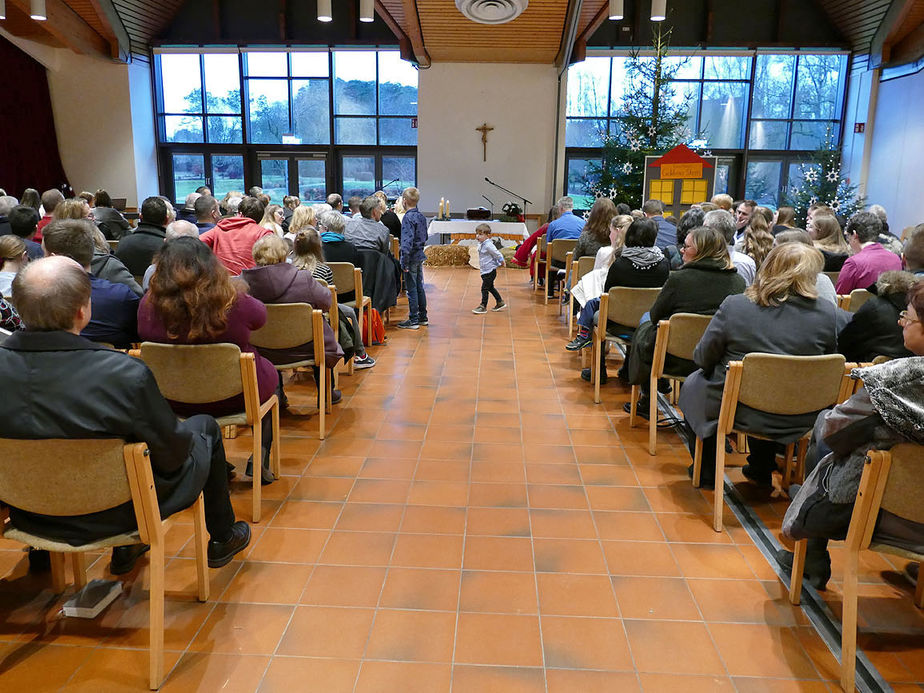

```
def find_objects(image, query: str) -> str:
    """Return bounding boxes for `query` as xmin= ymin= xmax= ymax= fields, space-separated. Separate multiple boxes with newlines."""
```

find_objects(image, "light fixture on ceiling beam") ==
xmin=317 ymin=0 xmax=332 ymax=22
xmin=0 ymin=0 xmax=6 ymax=20
xmin=31 ymin=0 xmax=47 ymax=21
xmin=608 ymin=0 xmax=623 ymax=20
xmin=359 ymin=0 xmax=374 ymax=23
xmin=650 ymin=0 xmax=666 ymax=21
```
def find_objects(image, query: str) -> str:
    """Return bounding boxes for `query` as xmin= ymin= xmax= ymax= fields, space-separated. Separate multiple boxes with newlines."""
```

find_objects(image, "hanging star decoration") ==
xmin=629 ymin=138 xmax=641 ymax=152
xmin=622 ymin=162 xmax=633 ymax=174
xmin=828 ymin=199 xmax=840 ymax=212
xmin=804 ymin=168 xmax=819 ymax=183
xmin=647 ymin=126 xmax=657 ymax=137
xmin=825 ymin=169 xmax=839 ymax=183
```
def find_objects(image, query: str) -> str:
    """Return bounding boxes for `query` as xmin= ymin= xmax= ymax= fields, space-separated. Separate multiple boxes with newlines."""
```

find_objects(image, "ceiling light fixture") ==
xmin=608 ymin=0 xmax=623 ymax=20
xmin=31 ymin=0 xmax=46 ymax=20
xmin=650 ymin=0 xmax=666 ymax=21
xmin=0 ymin=0 xmax=6 ymax=20
xmin=359 ymin=0 xmax=374 ymax=22
xmin=455 ymin=0 xmax=528 ymax=25
xmin=317 ymin=0 xmax=332 ymax=22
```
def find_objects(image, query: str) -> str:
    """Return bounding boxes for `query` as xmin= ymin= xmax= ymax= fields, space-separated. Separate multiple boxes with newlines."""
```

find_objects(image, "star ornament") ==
xmin=804 ymin=169 xmax=819 ymax=183
xmin=825 ymin=170 xmax=839 ymax=183
xmin=622 ymin=162 xmax=634 ymax=174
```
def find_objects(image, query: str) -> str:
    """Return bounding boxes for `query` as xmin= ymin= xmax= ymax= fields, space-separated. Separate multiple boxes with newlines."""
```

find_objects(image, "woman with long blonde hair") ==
xmin=809 ymin=213 xmax=849 ymax=271
xmin=284 ymin=205 xmax=316 ymax=242
xmin=260 ymin=204 xmax=285 ymax=237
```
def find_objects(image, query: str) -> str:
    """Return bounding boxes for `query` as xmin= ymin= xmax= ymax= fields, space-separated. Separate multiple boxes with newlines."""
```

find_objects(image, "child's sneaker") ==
xmin=491 ymin=302 xmax=507 ymax=312
xmin=397 ymin=319 xmax=419 ymax=330
xmin=472 ymin=305 xmax=488 ymax=314
xmin=417 ymin=317 xmax=429 ymax=326
xmin=353 ymin=354 xmax=376 ymax=369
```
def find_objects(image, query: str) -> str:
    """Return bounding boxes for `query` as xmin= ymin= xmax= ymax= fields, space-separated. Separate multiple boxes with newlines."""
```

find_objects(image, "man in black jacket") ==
xmin=0 ymin=256 xmax=250 ymax=572
xmin=115 ymin=196 xmax=170 ymax=277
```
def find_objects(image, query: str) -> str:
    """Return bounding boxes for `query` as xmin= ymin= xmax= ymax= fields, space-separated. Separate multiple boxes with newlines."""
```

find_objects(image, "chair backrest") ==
xmin=846 ymin=289 xmax=872 ymax=313
xmin=0 ymin=438 xmax=133 ymax=516
xmin=871 ymin=355 xmax=891 ymax=365
xmin=327 ymin=262 xmax=357 ymax=294
xmin=823 ymin=271 xmax=839 ymax=285
xmin=737 ymin=353 xmax=847 ymax=415
xmin=251 ymin=303 xmax=315 ymax=350
xmin=549 ymin=239 xmax=577 ymax=263
xmin=665 ymin=313 xmax=713 ymax=361
xmin=138 ymin=342 xmax=244 ymax=404
xmin=605 ymin=287 xmax=661 ymax=329
xmin=878 ymin=443 xmax=924 ymax=525
xmin=537 ymin=235 xmax=547 ymax=253
xmin=575 ymin=255 xmax=596 ymax=281
xmin=107 ymin=239 xmax=119 ymax=250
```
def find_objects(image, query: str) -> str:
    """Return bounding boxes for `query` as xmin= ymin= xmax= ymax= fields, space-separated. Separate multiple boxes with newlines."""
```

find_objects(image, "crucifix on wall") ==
xmin=476 ymin=122 xmax=494 ymax=162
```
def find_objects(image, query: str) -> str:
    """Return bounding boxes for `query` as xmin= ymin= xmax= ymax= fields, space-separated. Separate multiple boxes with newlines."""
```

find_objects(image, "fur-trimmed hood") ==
xmin=853 ymin=357 xmax=924 ymax=444
xmin=874 ymin=270 xmax=919 ymax=297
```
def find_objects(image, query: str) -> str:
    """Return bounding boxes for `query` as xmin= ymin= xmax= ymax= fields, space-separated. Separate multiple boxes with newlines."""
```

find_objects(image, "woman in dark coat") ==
xmin=679 ymin=243 xmax=846 ymax=488
xmin=838 ymin=270 xmax=917 ymax=362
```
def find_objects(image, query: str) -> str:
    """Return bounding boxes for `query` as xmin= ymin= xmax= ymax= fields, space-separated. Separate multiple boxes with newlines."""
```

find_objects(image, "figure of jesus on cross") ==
xmin=476 ymin=122 xmax=493 ymax=162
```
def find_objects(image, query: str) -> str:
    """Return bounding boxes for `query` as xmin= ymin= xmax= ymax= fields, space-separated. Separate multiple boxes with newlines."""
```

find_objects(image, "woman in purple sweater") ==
xmin=138 ymin=237 xmax=278 ymax=483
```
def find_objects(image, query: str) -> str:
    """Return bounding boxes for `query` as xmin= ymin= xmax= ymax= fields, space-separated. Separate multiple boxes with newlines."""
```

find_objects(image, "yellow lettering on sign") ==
xmin=661 ymin=163 xmax=703 ymax=179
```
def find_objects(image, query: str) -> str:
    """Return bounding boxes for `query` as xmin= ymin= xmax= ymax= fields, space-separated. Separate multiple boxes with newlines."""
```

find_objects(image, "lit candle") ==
xmin=446 ymin=200 xmax=450 ymax=217
xmin=439 ymin=198 xmax=444 ymax=218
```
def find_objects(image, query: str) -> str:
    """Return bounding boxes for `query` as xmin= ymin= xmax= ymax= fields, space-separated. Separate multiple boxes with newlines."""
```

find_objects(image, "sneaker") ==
xmin=472 ymin=305 xmax=488 ymax=314
xmin=418 ymin=317 xmax=429 ymax=326
xmin=353 ymin=354 xmax=376 ymax=369
xmin=207 ymin=521 xmax=251 ymax=568
xmin=491 ymin=302 xmax=507 ymax=312
xmin=397 ymin=319 xmax=419 ymax=330
xmin=565 ymin=334 xmax=592 ymax=351
xmin=687 ymin=463 xmax=715 ymax=490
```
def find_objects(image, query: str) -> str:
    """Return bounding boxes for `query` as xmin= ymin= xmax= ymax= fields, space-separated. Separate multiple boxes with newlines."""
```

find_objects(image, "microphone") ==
xmin=382 ymin=178 xmax=400 ymax=190
xmin=482 ymin=195 xmax=494 ymax=214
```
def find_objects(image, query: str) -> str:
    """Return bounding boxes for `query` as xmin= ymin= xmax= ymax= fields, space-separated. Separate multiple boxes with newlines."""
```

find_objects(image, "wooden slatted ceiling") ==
xmin=111 ymin=0 xmax=185 ymax=62
xmin=62 ymin=0 xmax=110 ymax=39
xmin=890 ymin=1 xmax=924 ymax=45
xmin=817 ymin=0 xmax=892 ymax=71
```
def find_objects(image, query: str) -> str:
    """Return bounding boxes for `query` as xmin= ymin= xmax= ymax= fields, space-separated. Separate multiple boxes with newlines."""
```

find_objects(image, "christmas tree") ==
xmin=785 ymin=128 xmax=864 ymax=225
xmin=582 ymin=28 xmax=694 ymax=209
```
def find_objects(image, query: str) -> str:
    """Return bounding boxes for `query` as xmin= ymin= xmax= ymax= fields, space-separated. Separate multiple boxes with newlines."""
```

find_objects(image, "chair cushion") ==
xmin=4 ymin=526 xmax=141 ymax=551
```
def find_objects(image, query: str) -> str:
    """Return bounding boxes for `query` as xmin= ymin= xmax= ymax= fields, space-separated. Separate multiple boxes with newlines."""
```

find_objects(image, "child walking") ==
xmin=472 ymin=224 xmax=507 ymax=314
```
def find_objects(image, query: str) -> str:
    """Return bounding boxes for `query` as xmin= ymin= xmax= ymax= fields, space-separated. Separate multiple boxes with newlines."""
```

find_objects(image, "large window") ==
xmin=154 ymin=48 xmax=418 ymax=203
xmin=564 ymin=51 xmax=848 ymax=208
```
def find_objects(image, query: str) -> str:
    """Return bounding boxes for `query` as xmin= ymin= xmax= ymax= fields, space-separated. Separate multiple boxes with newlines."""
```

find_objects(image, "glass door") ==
xmin=338 ymin=152 xmax=417 ymax=201
xmin=258 ymin=157 xmax=290 ymax=202
xmin=296 ymin=157 xmax=327 ymax=204
xmin=257 ymin=153 xmax=329 ymax=203
xmin=169 ymin=152 xmax=246 ymax=204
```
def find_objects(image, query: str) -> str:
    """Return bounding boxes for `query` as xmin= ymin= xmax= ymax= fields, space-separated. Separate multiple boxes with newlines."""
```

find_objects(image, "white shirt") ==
xmin=0 ymin=271 xmax=15 ymax=296
xmin=593 ymin=246 xmax=617 ymax=271
xmin=729 ymin=247 xmax=757 ymax=286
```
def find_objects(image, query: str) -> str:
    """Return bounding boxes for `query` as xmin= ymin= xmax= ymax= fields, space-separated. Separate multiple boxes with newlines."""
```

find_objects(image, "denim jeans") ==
xmin=404 ymin=262 xmax=427 ymax=322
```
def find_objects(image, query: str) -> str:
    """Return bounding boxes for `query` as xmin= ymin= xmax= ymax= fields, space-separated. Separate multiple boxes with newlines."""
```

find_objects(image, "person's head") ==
xmin=745 ymin=242 xmax=823 ymax=307
xmin=261 ymin=204 xmax=284 ymax=228
xmin=326 ymin=193 xmax=343 ymax=211
xmin=710 ymin=193 xmax=733 ymax=211
xmin=248 ymin=186 xmax=263 ymax=198
xmin=901 ymin=282 xmax=924 ymax=355
xmin=225 ymin=196 xmax=243 ymax=216
xmin=677 ymin=208 xmax=705 ymax=246
xmin=683 ymin=226 xmax=732 ymax=268
xmin=140 ymin=196 xmax=169 ymax=227
xmin=584 ymin=197 xmax=617 ymax=244
xmin=755 ymin=206 xmax=774 ymax=224
xmin=845 ymin=211 xmax=883 ymax=248
xmin=807 ymin=203 xmax=831 ymax=225
xmin=774 ymin=229 xmax=814 ymax=247
xmin=546 ymin=206 xmax=561 ymax=224
xmin=373 ymin=190 xmax=388 ymax=207
xmin=641 ymin=199 xmax=664 ymax=217
xmin=0 ymin=196 xmax=18 ymax=218
xmin=776 ymin=206 xmax=795 ymax=228
xmin=195 ymin=185 xmax=211 ymax=196
xmin=810 ymin=213 xmax=848 ymax=250
xmin=0 ymin=234 xmax=27 ymax=272
xmin=256 ymin=194 xmax=271 ymax=209
xmin=220 ymin=191 xmax=242 ymax=214
xmin=94 ymin=189 xmax=113 ymax=208
xmin=183 ymin=192 xmax=201 ymax=211
xmin=736 ymin=200 xmax=756 ymax=229
xmin=293 ymin=228 xmax=325 ymax=271
xmin=165 ymin=220 xmax=200 ymax=241
xmin=556 ymin=196 xmax=574 ymax=213
xmin=9 ymin=205 xmax=40 ymax=240
xmin=610 ymin=214 xmax=633 ymax=248
xmin=699 ymin=201 xmax=718 ymax=213
xmin=474 ymin=223 xmax=492 ymax=243
xmin=289 ymin=205 xmax=317 ymax=234
xmin=238 ymin=196 xmax=265 ymax=223
xmin=360 ymin=196 xmax=383 ymax=221
xmin=402 ymin=187 xmax=420 ymax=209
xmin=623 ymin=218 xmax=658 ymax=248
xmin=283 ymin=195 xmax=300 ymax=210
xmin=703 ymin=209 xmax=737 ymax=245
xmin=903 ymin=229 xmax=924 ymax=272
xmin=53 ymin=198 xmax=91 ymax=221
xmin=149 ymin=237 xmax=237 ymax=341
xmin=347 ymin=196 xmax=362 ymax=213
xmin=194 ymin=195 xmax=220 ymax=222
xmin=20 ymin=188 xmax=41 ymax=212
xmin=615 ymin=202 xmax=631 ymax=216
xmin=12 ymin=256 xmax=92 ymax=333
xmin=252 ymin=234 xmax=289 ymax=266
xmin=77 ymin=191 xmax=95 ymax=208
xmin=41 ymin=218 xmax=96 ymax=269
xmin=318 ymin=210 xmax=346 ymax=235
xmin=743 ymin=214 xmax=774 ymax=267
xmin=868 ymin=204 xmax=887 ymax=225
xmin=40 ymin=189 xmax=64 ymax=216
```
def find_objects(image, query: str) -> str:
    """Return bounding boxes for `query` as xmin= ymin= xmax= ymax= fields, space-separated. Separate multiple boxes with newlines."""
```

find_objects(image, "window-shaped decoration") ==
xmin=680 ymin=179 xmax=708 ymax=205
xmin=649 ymin=180 xmax=675 ymax=204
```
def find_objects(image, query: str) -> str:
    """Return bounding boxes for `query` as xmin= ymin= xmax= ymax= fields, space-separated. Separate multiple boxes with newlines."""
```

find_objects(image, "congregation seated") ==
xmin=780 ymin=281 xmax=924 ymax=589
xmin=326 ymin=193 xmax=343 ymax=213
xmin=838 ymin=270 xmax=918 ymax=362
xmin=34 ymin=188 xmax=64 ymax=241
xmin=194 ymin=195 xmax=221 ymax=234
xmin=572 ymin=198 xmax=616 ymax=261
xmin=868 ymin=203 xmax=905 ymax=256
xmin=808 ymin=212 xmax=849 ymax=272
xmin=774 ymin=230 xmax=837 ymax=304
xmin=347 ymin=195 xmax=362 ymax=217
xmin=260 ymin=204 xmax=285 ymax=237
xmin=115 ymin=196 xmax=171 ymax=277
xmin=678 ymin=243 xmax=848 ymax=488
xmin=564 ymin=214 xmax=630 ymax=315
xmin=663 ymin=207 xmax=704 ymax=270
xmin=732 ymin=199 xmax=756 ymax=246
xmin=176 ymin=192 xmax=200 ymax=224
xmin=624 ymin=226 xmax=747 ymax=416
xmin=510 ymin=205 xmax=559 ymax=270
xmin=703 ymin=209 xmax=756 ymax=285
xmin=642 ymin=199 xmax=676 ymax=250
xmin=138 ymin=238 xmax=278 ymax=483
xmin=772 ymin=205 xmax=796 ymax=235
xmin=546 ymin=195 xmax=584 ymax=243
xmin=836 ymin=211 xmax=902 ymax=294
xmin=9 ymin=204 xmax=43 ymax=260
xmin=0 ymin=255 xmax=250 ymax=570
xmin=89 ymin=227 xmax=142 ymax=296
xmin=141 ymin=220 xmax=201 ymax=291
xmin=344 ymin=196 xmax=392 ymax=255
xmin=92 ymin=189 xmax=132 ymax=240
xmin=200 ymin=196 xmax=273 ymax=276
xmin=0 ymin=234 xmax=27 ymax=296
xmin=43 ymin=219 xmax=139 ymax=348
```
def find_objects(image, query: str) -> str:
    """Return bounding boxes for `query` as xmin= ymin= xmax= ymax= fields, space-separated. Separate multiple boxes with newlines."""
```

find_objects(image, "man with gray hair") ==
xmin=703 ymin=209 xmax=756 ymax=286
xmin=836 ymin=211 xmax=903 ymax=294
xmin=177 ymin=192 xmax=201 ymax=224
xmin=142 ymin=220 xmax=201 ymax=290
xmin=0 ymin=255 xmax=250 ymax=572
xmin=0 ymin=195 xmax=17 ymax=235
xmin=344 ymin=196 xmax=391 ymax=254
xmin=867 ymin=203 xmax=903 ymax=256
xmin=326 ymin=193 xmax=343 ymax=212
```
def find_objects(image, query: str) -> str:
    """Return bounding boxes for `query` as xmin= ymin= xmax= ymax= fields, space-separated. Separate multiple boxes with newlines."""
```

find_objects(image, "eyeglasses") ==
xmin=898 ymin=311 xmax=921 ymax=327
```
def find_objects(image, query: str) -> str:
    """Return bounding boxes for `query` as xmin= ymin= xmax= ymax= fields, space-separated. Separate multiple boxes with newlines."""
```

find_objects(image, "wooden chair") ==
xmin=628 ymin=313 xmax=713 ymax=455
xmin=691 ymin=353 xmax=853 ymax=532
xmin=590 ymin=287 xmax=662 ymax=404
xmin=564 ymin=255 xmax=597 ymax=330
xmin=788 ymin=443 xmax=924 ymax=692
xmin=107 ymin=239 xmax=120 ymax=250
xmin=838 ymin=289 xmax=873 ymax=312
xmin=250 ymin=303 xmax=337 ymax=440
xmin=328 ymin=262 xmax=372 ymax=347
xmin=823 ymin=271 xmax=839 ymax=286
xmin=0 ymin=438 xmax=209 ymax=690
xmin=131 ymin=342 xmax=280 ymax=523
xmin=544 ymin=238 xmax=578 ymax=305
xmin=531 ymin=234 xmax=547 ymax=293
xmin=317 ymin=279 xmax=352 ymax=380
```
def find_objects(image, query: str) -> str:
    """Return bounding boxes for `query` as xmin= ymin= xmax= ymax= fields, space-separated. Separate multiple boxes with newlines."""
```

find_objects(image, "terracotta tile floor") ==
xmin=0 ymin=265 xmax=922 ymax=691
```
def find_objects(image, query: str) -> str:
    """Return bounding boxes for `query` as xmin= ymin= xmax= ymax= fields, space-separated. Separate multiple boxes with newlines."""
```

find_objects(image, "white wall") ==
xmin=417 ymin=63 xmax=560 ymax=218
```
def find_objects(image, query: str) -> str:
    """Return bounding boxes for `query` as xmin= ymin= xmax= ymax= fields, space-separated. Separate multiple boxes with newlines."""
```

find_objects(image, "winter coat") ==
xmin=838 ymin=271 xmax=917 ymax=363
xmin=200 ymin=217 xmax=274 ymax=276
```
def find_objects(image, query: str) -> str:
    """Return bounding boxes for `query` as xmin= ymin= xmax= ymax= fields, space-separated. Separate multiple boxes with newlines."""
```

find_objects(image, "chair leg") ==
xmin=318 ymin=363 xmax=326 ymax=440
xmin=788 ymin=539 xmax=807 ymax=605
xmin=252 ymin=421 xmax=263 ymax=524
xmin=692 ymin=438 xmax=703 ymax=486
xmin=629 ymin=385 xmax=639 ymax=428
xmin=648 ymin=376 xmax=658 ymax=456
xmin=272 ymin=401 xmax=282 ymax=476
xmin=713 ymin=432 xmax=727 ymax=532
xmin=737 ymin=432 xmax=748 ymax=454
xmin=568 ymin=300 xmax=575 ymax=339
xmin=50 ymin=552 xmax=67 ymax=593
xmin=192 ymin=494 xmax=209 ymax=602
xmin=782 ymin=442 xmax=795 ymax=488
xmin=148 ymin=543 xmax=165 ymax=690
xmin=795 ymin=438 xmax=809 ymax=485
xmin=915 ymin=561 xmax=924 ymax=609
xmin=71 ymin=553 xmax=87 ymax=589
xmin=593 ymin=339 xmax=602 ymax=405
xmin=841 ymin=549 xmax=860 ymax=693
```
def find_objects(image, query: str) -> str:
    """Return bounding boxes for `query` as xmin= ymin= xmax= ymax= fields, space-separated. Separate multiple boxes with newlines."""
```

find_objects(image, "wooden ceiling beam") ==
xmin=6 ymin=0 xmax=111 ymax=58
xmin=87 ymin=0 xmax=131 ymax=60
xmin=400 ymin=0 xmax=431 ymax=67
xmin=572 ymin=1 xmax=609 ymax=64
xmin=374 ymin=0 xmax=415 ymax=63
xmin=555 ymin=0 xmax=584 ymax=69
xmin=871 ymin=0 xmax=924 ymax=67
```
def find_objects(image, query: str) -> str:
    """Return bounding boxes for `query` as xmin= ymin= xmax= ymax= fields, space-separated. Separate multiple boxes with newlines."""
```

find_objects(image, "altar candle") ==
xmin=439 ymin=198 xmax=444 ymax=217
xmin=446 ymin=200 xmax=450 ymax=217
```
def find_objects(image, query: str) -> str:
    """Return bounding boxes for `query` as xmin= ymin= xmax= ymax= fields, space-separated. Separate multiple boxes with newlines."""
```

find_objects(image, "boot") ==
xmin=776 ymin=539 xmax=832 ymax=591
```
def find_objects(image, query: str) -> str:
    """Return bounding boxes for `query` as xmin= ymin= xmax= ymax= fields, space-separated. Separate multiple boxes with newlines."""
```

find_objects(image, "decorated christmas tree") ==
xmin=582 ymin=28 xmax=694 ymax=208
xmin=785 ymin=129 xmax=864 ymax=225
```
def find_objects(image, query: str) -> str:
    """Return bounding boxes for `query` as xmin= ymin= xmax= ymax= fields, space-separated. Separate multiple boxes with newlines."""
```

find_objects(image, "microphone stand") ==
xmin=484 ymin=177 xmax=532 ymax=219
xmin=482 ymin=195 xmax=494 ymax=217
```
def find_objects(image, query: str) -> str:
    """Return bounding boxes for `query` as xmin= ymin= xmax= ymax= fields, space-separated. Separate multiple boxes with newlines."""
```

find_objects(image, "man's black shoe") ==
xmin=776 ymin=548 xmax=831 ymax=591
xmin=208 ymin=521 xmax=251 ymax=568
xmin=246 ymin=453 xmax=276 ymax=485
xmin=623 ymin=398 xmax=650 ymax=419
xmin=110 ymin=543 xmax=151 ymax=575
xmin=27 ymin=548 xmax=50 ymax=573
xmin=742 ymin=464 xmax=773 ymax=488
xmin=687 ymin=463 xmax=715 ymax=490
xmin=657 ymin=378 xmax=672 ymax=394
xmin=580 ymin=368 xmax=606 ymax=384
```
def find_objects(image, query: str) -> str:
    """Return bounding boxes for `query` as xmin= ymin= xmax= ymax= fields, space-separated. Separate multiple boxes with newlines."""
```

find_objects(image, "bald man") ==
xmin=141 ymin=219 xmax=201 ymax=291
xmin=0 ymin=257 xmax=250 ymax=573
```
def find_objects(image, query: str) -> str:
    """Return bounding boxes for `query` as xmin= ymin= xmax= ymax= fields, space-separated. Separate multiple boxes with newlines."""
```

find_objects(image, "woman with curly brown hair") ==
xmin=573 ymin=197 xmax=617 ymax=261
xmin=740 ymin=213 xmax=775 ymax=269
xmin=138 ymin=237 xmax=278 ymax=483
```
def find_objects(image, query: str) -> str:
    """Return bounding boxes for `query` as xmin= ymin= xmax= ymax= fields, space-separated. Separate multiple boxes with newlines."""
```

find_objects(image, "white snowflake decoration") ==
xmin=629 ymin=139 xmax=641 ymax=152
xmin=804 ymin=169 xmax=819 ymax=183
xmin=622 ymin=162 xmax=633 ymax=174
xmin=825 ymin=169 xmax=839 ymax=183
xmin=828 ymin=199 xmax=840 ymax=212
xmin=594 ymin=190 xmax=605 ymax=198
xmin=608 ymin=187 xmax=617 ymax=198
xmin=647 ymin=126 xmax=657 ymax=137
xmin=809 ymin=196 xmax=818 ymax=205
xmin=702 ymin=150 xmax=712 ymax=158
xmin=583 ymin=211 xmax=591 ymax=220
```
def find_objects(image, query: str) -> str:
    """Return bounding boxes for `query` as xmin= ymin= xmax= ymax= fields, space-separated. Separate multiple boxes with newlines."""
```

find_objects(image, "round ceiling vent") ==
xmin=454 ymin=0 xmax=528 ymax=25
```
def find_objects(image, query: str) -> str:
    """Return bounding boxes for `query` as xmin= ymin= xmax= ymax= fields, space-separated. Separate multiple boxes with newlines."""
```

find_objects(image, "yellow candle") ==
xmin=439 ymin=198 xmax=444 ymax=217
xmin=446 ymin=200 xmax=450 ymax=217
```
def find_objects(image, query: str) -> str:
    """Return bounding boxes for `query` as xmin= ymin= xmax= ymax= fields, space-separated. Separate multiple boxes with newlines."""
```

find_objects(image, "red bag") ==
xmin=361 ymin=308 xmax=386 ymax=346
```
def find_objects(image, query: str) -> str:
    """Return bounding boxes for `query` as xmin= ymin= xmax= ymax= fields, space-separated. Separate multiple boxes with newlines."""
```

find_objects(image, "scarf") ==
xmin=321 ymin=231 xmax=344 ymax=243
xmin=620 ymin=245 xmax=664 ymax=270
xmin=854 ymin=357 xmax=924 ymax=444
